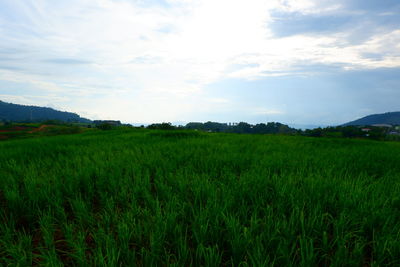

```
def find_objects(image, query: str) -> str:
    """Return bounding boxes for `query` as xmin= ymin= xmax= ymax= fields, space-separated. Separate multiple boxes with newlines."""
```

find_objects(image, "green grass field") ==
xmin=1 ymin=128 xmax=400 ymax=266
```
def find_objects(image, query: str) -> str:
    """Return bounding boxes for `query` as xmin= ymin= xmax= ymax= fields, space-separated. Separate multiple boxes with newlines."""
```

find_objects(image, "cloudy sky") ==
xmin=0 ymin=0 xmax=399 ymax=125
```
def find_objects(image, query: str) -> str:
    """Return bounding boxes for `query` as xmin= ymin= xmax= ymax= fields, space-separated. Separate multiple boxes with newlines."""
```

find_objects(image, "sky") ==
xmin=0 ymin=0 xmax=399 ymax=126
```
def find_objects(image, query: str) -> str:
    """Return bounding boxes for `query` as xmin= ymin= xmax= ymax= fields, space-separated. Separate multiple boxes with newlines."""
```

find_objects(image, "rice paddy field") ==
xmin=1 ymin=128 xmax=400 ymax=266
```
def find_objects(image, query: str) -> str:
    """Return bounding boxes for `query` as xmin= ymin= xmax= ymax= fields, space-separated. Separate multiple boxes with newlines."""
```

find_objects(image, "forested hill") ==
xmin=343 ymin=112 xmax=400 ymax=126
xmin=0 ymin=100 xmax=91 ymax=123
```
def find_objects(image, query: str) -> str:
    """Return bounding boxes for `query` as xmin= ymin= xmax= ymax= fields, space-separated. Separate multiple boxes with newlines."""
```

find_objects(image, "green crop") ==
xmin=1 ymin=129 xmax=400 ymax=266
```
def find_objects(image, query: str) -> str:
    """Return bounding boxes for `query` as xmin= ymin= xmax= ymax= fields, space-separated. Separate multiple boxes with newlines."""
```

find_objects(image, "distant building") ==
xmin=371 ymin=124 xmax=393 ymax=128
xmin=361 ymin=128 xmax=371 ymax=132
xmin=93 ymin=120 xmax=121 ymax=126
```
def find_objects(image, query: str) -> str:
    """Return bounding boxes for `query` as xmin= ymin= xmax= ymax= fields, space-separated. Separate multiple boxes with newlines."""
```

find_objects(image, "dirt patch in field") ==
xmin=54 ymin=228 xmax=74 ymax=265
xmin=85 ymin=232 xmax=96 ymax=260
xmin=0 ymin=135 xmax=7 ymax=140
xmin=29 ymin=125 xmax=50 ymax=133
xmin=0 ymin=126 xmax=31 ymax=132
xmin=31 ymin=229 xmax=44 ymax=266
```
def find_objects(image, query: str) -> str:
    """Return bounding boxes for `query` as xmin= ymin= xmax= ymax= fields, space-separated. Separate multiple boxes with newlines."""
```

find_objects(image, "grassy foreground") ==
xmin=1 ymin=129 xmax=400 ymax=266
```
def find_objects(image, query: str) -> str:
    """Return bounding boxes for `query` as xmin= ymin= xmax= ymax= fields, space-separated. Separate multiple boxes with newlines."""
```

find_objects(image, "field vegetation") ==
xmin=1 ymin=128 xmax=400 ymax=266
xmin=0 ymin=122 xmax=87 ymax=141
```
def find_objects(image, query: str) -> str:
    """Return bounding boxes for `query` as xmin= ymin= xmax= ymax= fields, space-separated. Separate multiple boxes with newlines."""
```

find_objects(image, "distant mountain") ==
xmin=343 ymin=112 xmax=400 ymax=126
xmin=0 ymin=100 xmax=91 ymax=123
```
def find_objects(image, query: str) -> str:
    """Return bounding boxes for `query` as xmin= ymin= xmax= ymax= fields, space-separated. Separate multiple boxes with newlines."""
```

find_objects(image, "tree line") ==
xmin=147 ymin=121 xmax=299 ymax=134
xmin=146 ymin=122 xmax=400 ymax=141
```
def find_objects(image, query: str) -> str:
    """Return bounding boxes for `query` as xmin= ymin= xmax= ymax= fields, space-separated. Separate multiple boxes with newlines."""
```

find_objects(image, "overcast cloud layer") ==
xmin=1 ymin=0 xmax=399 ymax=125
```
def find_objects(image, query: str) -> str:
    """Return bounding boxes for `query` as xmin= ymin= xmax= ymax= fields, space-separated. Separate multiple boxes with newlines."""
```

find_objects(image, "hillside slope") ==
xmin=343 ymin=112 xmax=400 ymax=126
xmin=0 ymin=100 xmax=91 ymax=123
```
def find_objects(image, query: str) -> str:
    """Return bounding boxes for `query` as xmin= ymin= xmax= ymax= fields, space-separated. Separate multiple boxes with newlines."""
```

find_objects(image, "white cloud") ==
xmin=0 ymin=70 xmax=65 ymax=92
xmin=277 ymin=0 xmax=355 ymax=15
xmin=253 ymin=108 xmax=285 ymax=116
xmin=1 ymin=0 xmax=399 ymax=122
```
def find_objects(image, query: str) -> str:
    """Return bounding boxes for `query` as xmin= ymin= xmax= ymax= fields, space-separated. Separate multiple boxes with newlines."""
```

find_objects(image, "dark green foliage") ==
xmin=251 ymin=122 xmax=297 ymax=134
xmin=185 ymin=121 xmax=298 ymax=134
xmin=185 ymin=122 xmax=205 ymax=130
xmin=1 ymin=130 xmax=400 ymax=266
xmin=304 ymin=126 xmax=388 ymax=140
xmin=147 ymin=122 xmax=177 ymax=130
xmin=93 ymin=120 xmax=121 ymax=126
xmin=0 ymin=100 xmax=91 ymax=123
